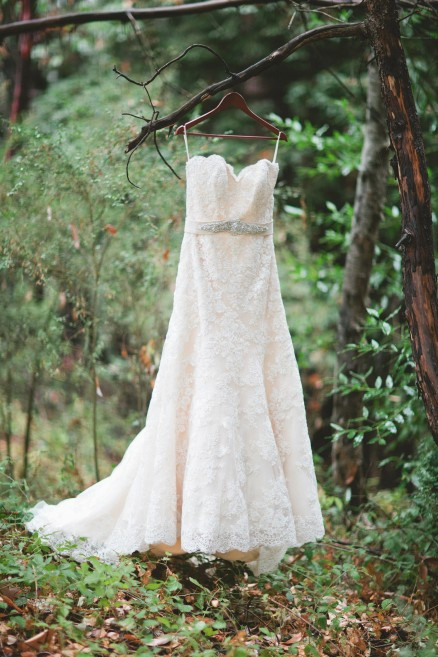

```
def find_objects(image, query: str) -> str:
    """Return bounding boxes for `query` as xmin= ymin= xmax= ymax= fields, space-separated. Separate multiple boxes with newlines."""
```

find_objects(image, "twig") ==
xmin=143 ymin=43 xmax=240 ymax=87
xmin=126 ymin=11 xmax=149 ymax=58
xmin=270 ymin=595 xmax=350 ymax=657
xmin=115 ymin=43 xmax=239 ymax=181
xmin=395 ymin=230 xmax=414 ymax=249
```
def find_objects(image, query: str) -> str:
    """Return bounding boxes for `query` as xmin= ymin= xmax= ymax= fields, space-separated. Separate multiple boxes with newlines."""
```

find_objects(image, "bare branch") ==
xmin=121 ymin=20 xmax=366 ymax=154
xmin=0 ymin=0 xmax=281 ymax=39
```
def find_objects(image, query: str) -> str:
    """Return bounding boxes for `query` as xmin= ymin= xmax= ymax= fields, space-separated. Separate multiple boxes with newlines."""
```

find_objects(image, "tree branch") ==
xmin=301 ymin=0 xmax=437 ymax=6
xmin=120 ymin=20 xmax=366 ymax=154
xmin=0 ymin=0 xmax=281 ymax=39
xmin=0 ymin=0 xmax=436 ymax=39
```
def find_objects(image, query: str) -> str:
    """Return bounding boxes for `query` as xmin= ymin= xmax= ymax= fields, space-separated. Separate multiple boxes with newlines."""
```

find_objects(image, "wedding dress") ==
xmin=24 ymin=131 xmax=325 ymax=576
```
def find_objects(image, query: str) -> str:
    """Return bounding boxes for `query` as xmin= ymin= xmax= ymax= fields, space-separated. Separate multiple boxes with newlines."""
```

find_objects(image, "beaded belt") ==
xmin=184 ymin=218 xmax=273 ymax=236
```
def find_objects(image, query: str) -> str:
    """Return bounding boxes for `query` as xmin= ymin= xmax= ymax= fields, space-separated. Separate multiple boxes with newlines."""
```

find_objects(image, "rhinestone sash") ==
xmin=184 ymin=218 xmax=273 ymax=236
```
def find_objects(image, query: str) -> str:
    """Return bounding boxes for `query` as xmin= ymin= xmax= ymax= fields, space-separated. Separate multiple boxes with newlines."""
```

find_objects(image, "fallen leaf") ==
xmin=146 ymin=635 xmax=174 ymax=647
xmin=283 ymin=633 xmax=303 ymax=644
xmin=0 ymin=593 xmax=23 ymax=614
xmin=106 ymin=631 xmax=119 ymax=639
xmin=124 ymin=633 xmax=142 ymax=644
xmin=230 ymin=629 xmax=248 ymax=643
xmin=0 ymin=585 xmax=21 ymax=601
xmin=22 ymin=629 xmax=50 ymax=648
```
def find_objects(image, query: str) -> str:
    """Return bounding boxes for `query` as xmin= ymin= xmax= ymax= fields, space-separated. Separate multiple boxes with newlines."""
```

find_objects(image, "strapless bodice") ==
xmin=184 ymin=154 xmax=279 ymax=235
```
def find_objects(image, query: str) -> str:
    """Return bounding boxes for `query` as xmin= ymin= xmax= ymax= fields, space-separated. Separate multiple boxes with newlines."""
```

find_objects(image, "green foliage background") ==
xmin=0 ymin=2 xmax=437 ymax=654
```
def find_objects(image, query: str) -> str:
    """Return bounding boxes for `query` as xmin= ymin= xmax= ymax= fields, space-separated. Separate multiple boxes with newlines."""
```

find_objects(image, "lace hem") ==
xmin=25 ymin=507 xmax=325 ymax=576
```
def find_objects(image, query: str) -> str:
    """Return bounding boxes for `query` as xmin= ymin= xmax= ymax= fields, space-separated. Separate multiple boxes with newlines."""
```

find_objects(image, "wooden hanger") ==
xmin=174 ymin=91 xmax=288 ymax=141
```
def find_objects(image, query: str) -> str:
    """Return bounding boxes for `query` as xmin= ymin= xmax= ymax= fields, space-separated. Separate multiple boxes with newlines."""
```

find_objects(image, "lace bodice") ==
xmin=185 ymin=155 xmax=279 ymax=230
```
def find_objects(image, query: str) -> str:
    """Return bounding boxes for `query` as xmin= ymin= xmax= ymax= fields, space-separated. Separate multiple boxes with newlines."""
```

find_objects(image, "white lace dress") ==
xmin=24 ymin=143 xmax=325 ymax=576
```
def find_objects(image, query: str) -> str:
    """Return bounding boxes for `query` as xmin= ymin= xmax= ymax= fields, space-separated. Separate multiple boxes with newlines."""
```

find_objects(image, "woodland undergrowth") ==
xmin=1 ymin=460 xmax=437 ymax=657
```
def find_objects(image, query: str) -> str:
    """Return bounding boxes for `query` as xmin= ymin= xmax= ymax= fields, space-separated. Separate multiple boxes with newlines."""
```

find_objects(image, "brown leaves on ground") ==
xmin=0 ymin=542 xmax=436 ymax=657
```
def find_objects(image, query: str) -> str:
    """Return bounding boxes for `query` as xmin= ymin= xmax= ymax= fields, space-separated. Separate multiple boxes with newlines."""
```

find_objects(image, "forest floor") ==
xmin=1 ymin=473 xmax=437 ymax=657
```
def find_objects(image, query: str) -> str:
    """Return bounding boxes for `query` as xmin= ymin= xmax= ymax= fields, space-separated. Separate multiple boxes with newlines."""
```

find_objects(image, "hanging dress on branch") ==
xmin=24 ymin=133 xmax=325 ymax=576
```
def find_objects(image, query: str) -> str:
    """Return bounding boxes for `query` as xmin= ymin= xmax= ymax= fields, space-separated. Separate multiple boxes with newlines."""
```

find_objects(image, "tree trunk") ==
xmin=5 ymin=0 xmax=35 ymax=161
xmin=9 ymin=0 xmax=34 ymax=123
xmin=331 ymin=60 xmax=389 ymax=502
xmin=91 ymin=362 xmax=101 ymax=482
xmin=366 ymin=0 xmax=438 ymax=444
xmin=2 ymin=367 xmax=14 ymax=478
xmin=22 ymin=365 xmax=38 ymax=479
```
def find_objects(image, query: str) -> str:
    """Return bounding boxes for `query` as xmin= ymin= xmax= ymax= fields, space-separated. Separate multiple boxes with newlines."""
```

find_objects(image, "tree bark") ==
xmin=9 ymin=0 xmax=34 ymax=123
xmin=5 ymin=0 xmax=35 ymax=160
xmin=331 ymin=60 xmax=389 ymax=501
xmin=366 ymin=0 xmax=438 ymax=444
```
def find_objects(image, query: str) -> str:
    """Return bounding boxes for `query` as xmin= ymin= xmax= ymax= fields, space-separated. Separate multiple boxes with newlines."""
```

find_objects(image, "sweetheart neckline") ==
xmin=186 ymin=154 xmax=279 ymax=181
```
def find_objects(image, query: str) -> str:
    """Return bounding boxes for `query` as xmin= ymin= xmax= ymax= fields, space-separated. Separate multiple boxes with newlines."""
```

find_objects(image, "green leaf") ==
xmin=330 ymin=423 xmax=344 ymax=432
xmin=212 ymin=620 xmax=227 ymax=629
xmin=353 ymin=433 xmax=364 ymax=446
xmin=384 ymin=420 xmax=397 ymax=434
xmin=316 ymin=614 xmax=327 ymax=629
xmin=232 ymin=649 xmax=248 ymax=657
xmin=284 ymin=205 xmax=303 ymax=217
xmin=259 ymin=626 xmax=274 ymax=636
